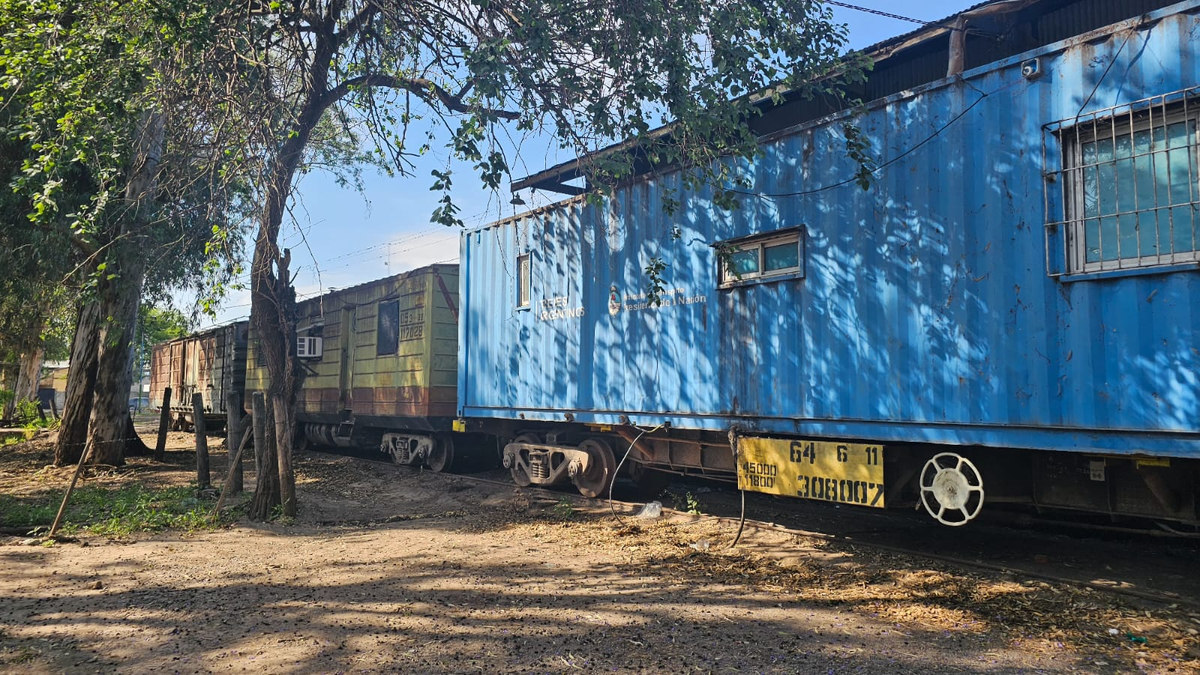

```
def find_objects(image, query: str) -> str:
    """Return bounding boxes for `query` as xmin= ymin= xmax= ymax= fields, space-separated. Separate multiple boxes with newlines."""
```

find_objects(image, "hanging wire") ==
xmin=728 ymin=427 xmax=747 ymax=549
xmin=824 ymin=0 xmax=930 ymax=26
xmin=730 ymin=89 xmax=990 ymax=199
xmin=608 ymin=423 xmax=666 ymax=526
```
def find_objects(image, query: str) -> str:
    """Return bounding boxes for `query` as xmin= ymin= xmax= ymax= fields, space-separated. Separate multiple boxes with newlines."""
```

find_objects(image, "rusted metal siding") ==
xmin=245 ymin=264 xmax=459 ymax=425
xmin=460 ymin=2 xmax=1200 ymax=459
xmin=149 ymin=321 xmax=247 ymax=417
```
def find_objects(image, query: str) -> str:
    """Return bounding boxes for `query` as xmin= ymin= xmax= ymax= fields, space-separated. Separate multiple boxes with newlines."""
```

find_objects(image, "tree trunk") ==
xmin=247 ymin=122 xmax=326 ymax=519
xmin=245 ymin=31 xmax=337 ymax=518
xmin=4 ymin=337 xmax=44 ymax=420
xmin=123 ymin=414 xmax=152 ymax=456
xmin=88 ymin=109 xmax=164 ymax=467
xmin=272 ymin=394 xmax=296 ymax=516
xmin=249 ymin=391 xmax=280 ymax=518
xmin=55 ymin=302 xmax=101 ymax=466
xmin=16 ymin=342 xmax=45 ymax=408
xmin=88 ymin=254 xmax=148 ymax=466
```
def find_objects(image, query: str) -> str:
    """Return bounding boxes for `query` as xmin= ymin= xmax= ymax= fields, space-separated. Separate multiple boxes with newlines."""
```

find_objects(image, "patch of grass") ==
xmin=549 ymin=498 xmax=577 ymax=521
xmin=0 ymin=498 xmax=55 ymax=528
xmin=0 ymin=484 xmax=223 ymax=536
xmin=16 ymin=400 xmax=56 ymax=431
xmin=664 ymin=489 xmax=703 ymax=515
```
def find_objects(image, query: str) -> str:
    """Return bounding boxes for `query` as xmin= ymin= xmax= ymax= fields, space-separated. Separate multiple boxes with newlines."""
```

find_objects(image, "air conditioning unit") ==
xmin=297 ymin=336 xmax=323 ymax=359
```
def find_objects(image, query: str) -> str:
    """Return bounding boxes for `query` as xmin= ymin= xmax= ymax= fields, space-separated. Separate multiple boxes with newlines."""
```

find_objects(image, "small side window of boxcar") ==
xmin=376 ymin=300 xmax=400 ymax=355
xmin=718 ymin=229 xmax=804 ymax=288
xmin=517 ymin=254 xmax=531 ymax=308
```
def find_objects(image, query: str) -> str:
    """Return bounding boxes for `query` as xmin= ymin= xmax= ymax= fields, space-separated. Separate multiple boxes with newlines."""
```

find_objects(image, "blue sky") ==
xmin=198 ymin=0 xmax=979 ymax=327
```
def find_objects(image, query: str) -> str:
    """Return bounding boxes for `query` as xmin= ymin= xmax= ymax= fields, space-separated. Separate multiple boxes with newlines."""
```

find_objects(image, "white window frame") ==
xmin=718 ymin=229 xmax=804 ymax=288
xmin=1061 ymin=100 xmax=1200 ymax=274
xmin=516 ymin=253 xmax=531 ymax=308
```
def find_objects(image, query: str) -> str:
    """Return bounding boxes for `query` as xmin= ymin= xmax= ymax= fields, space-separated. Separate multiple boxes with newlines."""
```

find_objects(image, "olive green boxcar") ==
xmin=246 ymin=264 xmax=469 ymax=470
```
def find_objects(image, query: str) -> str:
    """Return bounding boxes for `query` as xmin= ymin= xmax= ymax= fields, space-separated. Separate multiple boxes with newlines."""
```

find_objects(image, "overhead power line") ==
xmin=825 ymin=0 xmax=931 ymax=26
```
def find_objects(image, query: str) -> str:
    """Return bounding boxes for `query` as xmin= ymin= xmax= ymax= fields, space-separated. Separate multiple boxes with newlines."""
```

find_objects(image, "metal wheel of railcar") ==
xmin=508 ymin=433 xmax=539 ymax=487
xmin=573 ymin=438 xmax=616 ymax=499
xmin=919 ymin=452 xmax=985 ymax=526
xmin=294 ymin=426 xmax=311 ymax=452
xmin=427 ymin=433 xmax=454 ymax=473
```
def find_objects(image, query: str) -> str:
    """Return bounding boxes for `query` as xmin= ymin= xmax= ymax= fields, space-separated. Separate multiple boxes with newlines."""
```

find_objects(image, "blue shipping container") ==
xmin=459 ymin=2 xmax=1200 ymax=460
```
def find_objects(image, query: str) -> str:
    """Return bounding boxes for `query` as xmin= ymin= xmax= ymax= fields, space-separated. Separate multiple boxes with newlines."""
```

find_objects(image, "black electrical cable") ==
xmin=608 ymin=423 xmax=665 ymax=526
xmin=730 ymin=89 xmax=990 ymax=199
xmin=824 ymin=0 xmax=930 ymax=26
xmin=731 ymin=488 xmax=747 ymax=549
xmin=728 ymin=428 xmax=747 ymax=549
xmin=1073 ymin=25 xmax=1137 ymax=123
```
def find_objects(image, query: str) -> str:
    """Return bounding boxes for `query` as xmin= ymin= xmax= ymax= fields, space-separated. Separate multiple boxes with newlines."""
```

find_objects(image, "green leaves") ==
xmin=843 ymin=120 xmax=877 ymax=192
xmin=430 ymin=168 xmax=462 ymax=228
xmin=645 ymin=256 xmax=669 ymax=307
xmin=239 ymin=1 xmax=859 ymax=237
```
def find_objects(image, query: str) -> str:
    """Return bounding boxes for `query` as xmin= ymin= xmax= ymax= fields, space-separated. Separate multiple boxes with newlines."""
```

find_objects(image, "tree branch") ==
xmin=319 ymin=74 xmax=520 ymax=120
xmin=333 ymin=3 xmax=378 ymax=50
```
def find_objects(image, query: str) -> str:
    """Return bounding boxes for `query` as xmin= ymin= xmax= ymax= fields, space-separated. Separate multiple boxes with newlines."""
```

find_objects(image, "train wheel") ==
xmin=572 ymin=438 xmax=616 ymax=499
xmin=427 ymin=434 xmax=455 ymax=473
xmin=508 ymin=433 xmax=539 ymax=487
xmin=294 ymin=425 xmax=311 ymax=452
xmin=919 ymin=452 xmax=985 ymax=526
xmin=627 ymin=460 xmax=672 ymax=499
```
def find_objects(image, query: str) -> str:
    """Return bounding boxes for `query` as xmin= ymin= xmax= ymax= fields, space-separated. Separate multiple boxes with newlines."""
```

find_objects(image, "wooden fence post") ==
xmin=251 ymin=392 xmax=266 ymax=484
xmin=277 ymin=396 xmax=296 ymax=518
xmin=212 ymin=424 xmax=253 ymax=518
xmin=193 ymin=393 xmax=210 ymax=489
xmin=48 ymin=438 xmax=93 ymax=539
xmin=225 ymin=391 xmax=244 ymax=494
xmin=154 ymin=386 xmax=171 ymax=461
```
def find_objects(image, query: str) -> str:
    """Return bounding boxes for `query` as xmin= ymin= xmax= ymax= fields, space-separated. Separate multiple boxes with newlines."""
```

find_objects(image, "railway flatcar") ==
xmin=243 ymin=264 xmax=480 ymax=471
xmin=456 ymin=0 xmax=1200 ymax=526
xmin=149 ymin=321 xmax=248 ymax=431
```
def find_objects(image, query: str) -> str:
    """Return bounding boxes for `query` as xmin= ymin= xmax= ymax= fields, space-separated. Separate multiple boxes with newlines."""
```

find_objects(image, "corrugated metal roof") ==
xmin=513 ymin=0 xmax=1180 ymax=194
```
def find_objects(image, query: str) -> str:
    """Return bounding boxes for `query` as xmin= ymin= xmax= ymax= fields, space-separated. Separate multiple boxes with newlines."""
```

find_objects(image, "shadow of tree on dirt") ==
xmin=0 ymin=529 xmax=1080 ymax=675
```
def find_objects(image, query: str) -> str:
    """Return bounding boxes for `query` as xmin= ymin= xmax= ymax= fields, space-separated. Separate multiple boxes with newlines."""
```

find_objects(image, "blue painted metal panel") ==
xmin=460 ymin=2 xmax=1200 ymax=458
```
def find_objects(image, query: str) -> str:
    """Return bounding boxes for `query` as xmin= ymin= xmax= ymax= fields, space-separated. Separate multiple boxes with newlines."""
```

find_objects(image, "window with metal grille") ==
xmin=517 ymin=254 xmax=531 ymax=308
xmin=1048 ymin=89 xmax=1200 ymax=274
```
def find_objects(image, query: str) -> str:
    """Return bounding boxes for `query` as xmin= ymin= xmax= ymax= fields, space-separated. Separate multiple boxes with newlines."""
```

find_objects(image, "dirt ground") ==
xmin=1 ymin=433 xmax=1198 ymax=674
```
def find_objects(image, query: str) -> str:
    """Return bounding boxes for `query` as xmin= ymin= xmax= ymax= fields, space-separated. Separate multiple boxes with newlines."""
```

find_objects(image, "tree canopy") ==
xmin=0 ymin=0 xmax=864 ymax=502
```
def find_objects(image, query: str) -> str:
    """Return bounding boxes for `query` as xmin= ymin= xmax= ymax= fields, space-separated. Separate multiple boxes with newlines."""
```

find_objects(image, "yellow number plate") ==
xmin=737 ymin=438 xmax=886 ymax=508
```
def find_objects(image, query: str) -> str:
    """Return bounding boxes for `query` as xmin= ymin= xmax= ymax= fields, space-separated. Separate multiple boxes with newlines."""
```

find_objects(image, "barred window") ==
xmin=1055 ymin=91 xmax=1200 ymax=273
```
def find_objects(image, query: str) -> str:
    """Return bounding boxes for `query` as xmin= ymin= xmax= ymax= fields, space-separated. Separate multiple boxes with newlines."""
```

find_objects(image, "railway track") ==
xmin=306 ymin=444 xmax=1200 ymax=611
